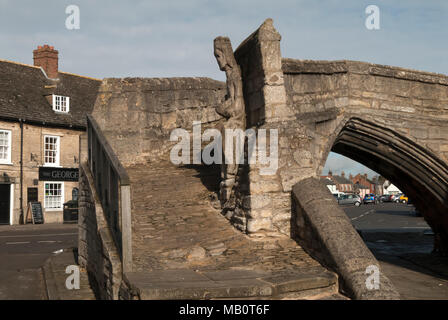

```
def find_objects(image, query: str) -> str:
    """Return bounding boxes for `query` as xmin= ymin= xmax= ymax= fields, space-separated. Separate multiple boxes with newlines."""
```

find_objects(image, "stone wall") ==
xmin=78 ymin=162 xmax=122 ymax=300
xmin=282 ymin=58 xmax=448 ymax=175
xmin=91 ymin=77 xmax=226 ymax=167
xmin=281 ymin=58 xmax=448 ymax=252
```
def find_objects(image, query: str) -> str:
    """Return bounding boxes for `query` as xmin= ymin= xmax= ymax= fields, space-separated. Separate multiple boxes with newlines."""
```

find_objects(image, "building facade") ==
xmin=353 ymin=182 xmax=370 ymax=198
xmin=321 ymin=177 xmax=337 ymax=194
xmin=322 ymin=171 xmax=354 ymax=193
xmin=0 ymin=45 xmax=100 ymax=224
xmin=384 ymin=181 xmax=402 ymax=195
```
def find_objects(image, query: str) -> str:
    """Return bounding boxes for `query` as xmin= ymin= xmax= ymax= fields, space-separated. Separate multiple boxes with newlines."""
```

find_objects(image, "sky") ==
xmin=1 ymin=0 xmax=447 ymax=177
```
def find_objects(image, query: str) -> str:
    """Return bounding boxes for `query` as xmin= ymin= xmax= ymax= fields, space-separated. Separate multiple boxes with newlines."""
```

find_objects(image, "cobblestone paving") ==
xmin=127 ymin=162 xmax=321 ymax=273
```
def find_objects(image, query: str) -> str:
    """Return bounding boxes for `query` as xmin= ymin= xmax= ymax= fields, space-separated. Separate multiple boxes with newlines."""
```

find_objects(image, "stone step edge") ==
xmin=122 ymin=269 xmax=339 ymax=300
xmin=42 ymin=253 xmax=61 ymax=300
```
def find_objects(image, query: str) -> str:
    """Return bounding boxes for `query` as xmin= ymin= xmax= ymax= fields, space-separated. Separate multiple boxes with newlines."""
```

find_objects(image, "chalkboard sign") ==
xmin=26 ymin=202 xmax=44 ymax=224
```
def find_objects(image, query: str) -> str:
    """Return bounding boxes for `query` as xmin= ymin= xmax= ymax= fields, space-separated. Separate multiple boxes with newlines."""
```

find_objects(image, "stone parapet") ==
xmin=291 ymin=177 xmax=400 ymax=300
xmin=78 ymin=162 xmax=123 ymax=299
xmin=91 ymin=77 xmax=226 ymax=166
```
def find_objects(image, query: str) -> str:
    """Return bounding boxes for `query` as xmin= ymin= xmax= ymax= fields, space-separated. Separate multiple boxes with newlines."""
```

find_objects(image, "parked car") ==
xmin=379 ymin=194 xmax=393 ymax=202
xmin=391 ymin=193 xmax=403 ymax=203
xmin=363 ymin=193 xmax=376 ymax=204
xmin=399 ymin=195 xmax=409 ymax=204
xmin=338 ymin=194 xmax=362 ymax=206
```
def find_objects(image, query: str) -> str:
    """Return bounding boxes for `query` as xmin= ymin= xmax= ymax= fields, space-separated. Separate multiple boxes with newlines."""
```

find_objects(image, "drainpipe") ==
xmin=19 ymin=119 xmax=24 ymax=224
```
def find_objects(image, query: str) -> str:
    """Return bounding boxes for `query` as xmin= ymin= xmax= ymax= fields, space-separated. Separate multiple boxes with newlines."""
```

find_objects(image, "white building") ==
xmin=383 ymin=181 xmax=401 ymax=195
xmin=321 ymin=177 xmax=338 ymax=194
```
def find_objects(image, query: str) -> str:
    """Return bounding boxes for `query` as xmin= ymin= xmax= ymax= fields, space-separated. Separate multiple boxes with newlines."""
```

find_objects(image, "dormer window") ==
xmin=52 ymin=95 xmax=70 ymax=113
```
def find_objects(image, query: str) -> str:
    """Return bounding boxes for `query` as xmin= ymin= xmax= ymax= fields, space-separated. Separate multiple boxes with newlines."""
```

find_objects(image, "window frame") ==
xmin=44 ymin=181 xmax=64 ymax=211
xmin=52 ymin=94 xmax=70 ymax=113
xmin=43 ymin=135 xmax=60 ymax=167
xmin=0 ymin=129 xmax=12 ymax=165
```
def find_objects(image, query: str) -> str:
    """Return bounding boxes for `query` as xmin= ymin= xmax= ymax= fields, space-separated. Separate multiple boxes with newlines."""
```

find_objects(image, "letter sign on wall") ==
xmin=39 ymin=167 xmax=79 ymax=182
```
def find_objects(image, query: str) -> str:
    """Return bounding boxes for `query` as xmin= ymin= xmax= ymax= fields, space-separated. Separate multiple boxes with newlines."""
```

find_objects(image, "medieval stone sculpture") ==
xmin=213 ymin=36 xmax=246 ymax=207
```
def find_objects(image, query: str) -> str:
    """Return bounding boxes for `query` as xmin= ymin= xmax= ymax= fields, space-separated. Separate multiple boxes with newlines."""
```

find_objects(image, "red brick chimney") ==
xmin=33 ymin=45 xmax=59 ymax=79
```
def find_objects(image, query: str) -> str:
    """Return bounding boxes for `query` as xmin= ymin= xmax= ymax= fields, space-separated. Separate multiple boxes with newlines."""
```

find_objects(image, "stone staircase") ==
xmin=121 ymin=161 xmax=344 ymax=299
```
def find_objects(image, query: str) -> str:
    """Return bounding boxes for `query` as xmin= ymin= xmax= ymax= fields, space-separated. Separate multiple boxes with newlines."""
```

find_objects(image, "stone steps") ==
xmin=124 ymin=162 xmax=341 ymax=299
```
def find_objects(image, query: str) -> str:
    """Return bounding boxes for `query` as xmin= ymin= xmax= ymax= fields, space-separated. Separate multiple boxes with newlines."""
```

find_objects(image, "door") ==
xmin=27 ymin=187 xmax=38 ymax=203
xmin=347 ymin=194 xmax=355 ymax=205
xmin=0 ymin=184 xmax=10 ymax=225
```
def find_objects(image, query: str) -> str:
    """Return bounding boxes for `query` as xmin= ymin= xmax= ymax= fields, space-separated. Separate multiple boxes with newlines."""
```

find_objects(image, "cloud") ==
xmin=1 ymin=0 xmax=447 ymax=80
xmin=1 ymin=1 xmax=447 ymax=174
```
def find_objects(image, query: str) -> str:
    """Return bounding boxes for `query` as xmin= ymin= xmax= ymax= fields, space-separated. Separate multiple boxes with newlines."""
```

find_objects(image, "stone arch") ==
xmin=325 ymin=116 xmax=448 ymax=251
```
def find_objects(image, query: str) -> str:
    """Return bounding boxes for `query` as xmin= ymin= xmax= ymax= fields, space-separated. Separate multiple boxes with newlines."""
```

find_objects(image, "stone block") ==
xmin=246 ymin=217 xmax=273 ymax=233
xmin=265 ymin=72 xmax=285 ymax=86
xmin=250 ymin=180 xmax=282 ymax=193
xmin=242 ymin=194 xmax=272 ymax=210
xmin=186 ymin=246 xmax=206 ymax=261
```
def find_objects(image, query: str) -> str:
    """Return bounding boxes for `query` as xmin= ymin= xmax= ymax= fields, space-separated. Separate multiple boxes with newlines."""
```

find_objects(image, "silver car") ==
xmin=391 ymin=193 xmax=403 ymax=203
xmin=338 ymin=194 xmax=362 ymax=206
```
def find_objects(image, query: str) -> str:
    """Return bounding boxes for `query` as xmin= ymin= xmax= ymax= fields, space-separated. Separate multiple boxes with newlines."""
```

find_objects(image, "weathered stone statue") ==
xmin=213 ymin=36 xmax=246 ymax=206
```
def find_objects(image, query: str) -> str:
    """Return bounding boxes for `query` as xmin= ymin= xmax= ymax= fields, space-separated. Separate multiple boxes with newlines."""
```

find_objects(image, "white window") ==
xmin=0 ymin=130 xmax=12 ymax=164
xmin=52 ymin=95 xmax=70 ymax=113
xmin=44 ymin=182 xmax=64 ymax=210
xmin=44 ymin=135 xmax=60 ymax=166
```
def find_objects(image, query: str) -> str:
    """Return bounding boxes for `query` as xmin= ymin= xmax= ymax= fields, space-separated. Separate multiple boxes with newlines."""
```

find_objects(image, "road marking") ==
xmin=351 ymin=209 xmax=375 ymax=221
xmin=37 ymin=240 xmax=56 ymax=243
xmin=5 ymin=241 xmax=30 ymax=245
xmin=400 ymin=227 xmax=430 ymax=229
xmin=0 ymin=233 xmax=77 ymax=239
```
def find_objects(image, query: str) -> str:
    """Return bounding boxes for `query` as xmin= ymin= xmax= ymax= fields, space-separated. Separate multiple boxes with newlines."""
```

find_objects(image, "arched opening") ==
xmin=330 ymin=118 xmax=448 ymax=238
xmin=320 ymin=117 xmax=448 ymax=298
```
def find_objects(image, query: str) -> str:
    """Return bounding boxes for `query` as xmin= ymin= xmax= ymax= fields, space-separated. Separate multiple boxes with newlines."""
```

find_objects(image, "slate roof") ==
xmin=320 ymin=177 xmax=335 ymax=185
xmin=0 ymin=59 xmax=101 ymax=129
xmin=331 ymin=175 xmax=353 ymax=185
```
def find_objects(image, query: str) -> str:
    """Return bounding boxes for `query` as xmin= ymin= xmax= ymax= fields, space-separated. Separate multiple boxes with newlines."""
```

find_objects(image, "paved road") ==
xmin=0 ymin=224 xmax=77 ymax=300
xmin=342 ymin=202 xmax=430 ymax=231
xmin=341 ymin=202 xmax=448 ymax=300
xmin=1 ymin=206 xmax=446 ymax=300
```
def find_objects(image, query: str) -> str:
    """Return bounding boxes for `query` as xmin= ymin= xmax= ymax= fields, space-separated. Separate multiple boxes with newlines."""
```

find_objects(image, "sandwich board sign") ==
xmin=25 ymin=202 xmax=44 ymax=224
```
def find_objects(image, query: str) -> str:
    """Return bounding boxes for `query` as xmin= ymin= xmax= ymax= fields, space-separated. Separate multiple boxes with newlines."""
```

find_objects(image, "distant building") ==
xmin=0 ymin=45 xmax=101 ymax=225
xmin=321 ymin=177 xmax=337 ymax=194
xmin=353 ymin=182 xmax=370 ymax=198
xmin=383 ymin=181 xmax=401 ymax=195
xmin=323 ymin=170 xmax=353 ymax=193
xmin=351 ymin=173 xmax=383 ymax=194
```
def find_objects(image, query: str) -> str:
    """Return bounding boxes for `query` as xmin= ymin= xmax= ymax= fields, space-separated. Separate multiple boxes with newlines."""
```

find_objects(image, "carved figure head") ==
xmin=214 ymin=36 xmax=237 ymax=72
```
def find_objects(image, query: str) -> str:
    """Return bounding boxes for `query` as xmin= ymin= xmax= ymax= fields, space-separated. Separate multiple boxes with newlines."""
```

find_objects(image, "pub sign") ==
xmin=38 ymin=167 xmax=79 ymax=182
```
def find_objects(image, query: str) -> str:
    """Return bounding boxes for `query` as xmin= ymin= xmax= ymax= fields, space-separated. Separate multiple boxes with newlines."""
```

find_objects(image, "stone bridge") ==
xmin=78 ymin=19 xmax=448 ymax=300
xmin=231 ymin=23 xmax=448 ymax=250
